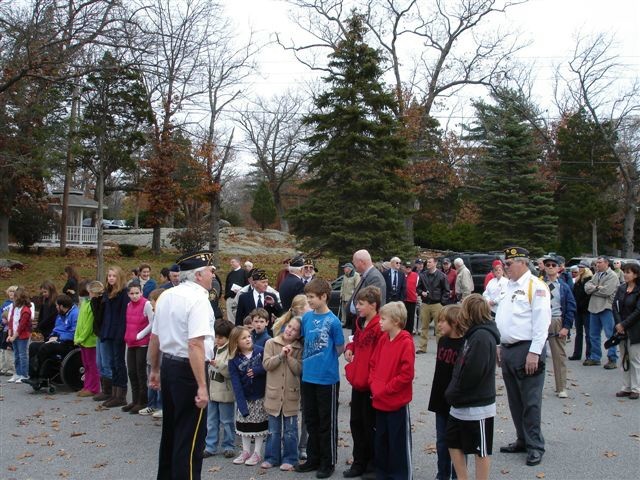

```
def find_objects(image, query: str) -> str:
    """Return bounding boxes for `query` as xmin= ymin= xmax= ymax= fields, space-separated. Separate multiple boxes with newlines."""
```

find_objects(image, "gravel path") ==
xmin=1 ymin=335 xmax=639 ymax=480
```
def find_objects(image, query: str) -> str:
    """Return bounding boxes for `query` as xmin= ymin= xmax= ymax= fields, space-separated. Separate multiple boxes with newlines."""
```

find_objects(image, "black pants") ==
xmin=350 ymin=389 xmax=375 ymax=472
xmin=157 ymin=357 xmax=207 ymax=480
xmin=404 ymin=302 xmax=416 ymax=334
xmin=29 ymin=341 xmax=75 ymax=378
xmin=375 ymin=405 xmax=412 ymax=480
xmin=302 ymin=381 xmax=339 ymax=470
xmin=572 ymin=310 xmax=591 ymax=359
xmin=126 ymin=346 xmax=148 ymax=405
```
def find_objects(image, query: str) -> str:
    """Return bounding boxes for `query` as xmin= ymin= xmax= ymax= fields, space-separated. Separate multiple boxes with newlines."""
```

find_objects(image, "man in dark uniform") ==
xmin=496 ymin=247 xmax=551 ymax=467
xmin=235 ymin=269 xmax=283 ymax=326
xmin=148 ymin=250 xmax=215 ymax=480
xmin=279 ymin=255 xmax=306 ymax=311
xmin=224 ymin=257 xmax=248 ymax=324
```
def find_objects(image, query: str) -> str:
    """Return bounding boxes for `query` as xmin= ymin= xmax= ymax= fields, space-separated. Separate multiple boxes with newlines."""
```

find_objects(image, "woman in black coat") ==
xmin=612 ymin=263 xmax=640 ymax=400
xmin=569 ymin=264 xmax=593 ymax=360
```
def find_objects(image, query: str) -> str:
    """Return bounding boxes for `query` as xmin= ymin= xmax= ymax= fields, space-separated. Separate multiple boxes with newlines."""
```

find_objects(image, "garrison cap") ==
xmin=290 ymin=255 xmax=305 ymax=268
xmin=251 ymin=269 xmax=268 ymax=281
xmin=175 ymin=251 xmax=213 ymax=271
xmin=504 ymin=246 xmax=529 ymax=260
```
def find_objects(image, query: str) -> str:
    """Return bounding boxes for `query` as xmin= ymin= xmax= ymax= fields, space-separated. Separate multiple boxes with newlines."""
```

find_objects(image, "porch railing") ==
xmin=42 ymin=226 xmax=98 ymax=245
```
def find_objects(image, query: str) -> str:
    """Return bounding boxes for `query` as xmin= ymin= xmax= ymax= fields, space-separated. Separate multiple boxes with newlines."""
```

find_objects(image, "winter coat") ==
xmin=445 ymin=322 xmax=500 ymax=409
xmin=8 ymin=305 xmax=32 ymax=340
xmin=585 ymin=268 xmax=619 ymax=313
xmin=613 ymin=283 xmax=640 ymax=345
xmin=124 ymin=298 xmax=150 ymax=347
xmin=208 ymin=343 xmax=234 ymax=403
xmin=345 ymin=314 xmax=384 ymax=391
xmin=99 ymin=289 xmax=129 ymax=341
xmin=262 ymin=335 xmax=302 ymax=417
xmin=229 ymin=345 xmax=267 ymax=417
xmin=74 ymin=299 xmax=97 ymax=348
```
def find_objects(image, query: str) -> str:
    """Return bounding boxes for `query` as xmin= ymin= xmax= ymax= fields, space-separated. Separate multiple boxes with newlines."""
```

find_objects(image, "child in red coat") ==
xmin=343 ymin=286 xmax=385 ymax=478
xmin=368 ymin=301 xmax=415 ymax=479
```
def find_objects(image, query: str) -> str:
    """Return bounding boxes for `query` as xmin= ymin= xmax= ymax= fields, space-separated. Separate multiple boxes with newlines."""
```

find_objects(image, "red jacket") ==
xmin=345 ymin=314 xmax=384 ymax=391
xmin=404 ymin=271 xmax=418 ymax=303
xmin=368 ymin=329 xmax=414 ymax=411
xmin=9 ymin=306 xmax=32 ymax=340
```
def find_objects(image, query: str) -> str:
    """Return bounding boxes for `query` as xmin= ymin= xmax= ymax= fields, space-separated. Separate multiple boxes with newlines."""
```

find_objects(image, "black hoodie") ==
xmin=445 ymin=322 xmax=500 ymax=409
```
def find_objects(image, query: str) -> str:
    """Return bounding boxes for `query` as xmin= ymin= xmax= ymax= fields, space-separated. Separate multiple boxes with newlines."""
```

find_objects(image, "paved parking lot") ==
xmin=1 ymin=336 xmax=639 ymax=479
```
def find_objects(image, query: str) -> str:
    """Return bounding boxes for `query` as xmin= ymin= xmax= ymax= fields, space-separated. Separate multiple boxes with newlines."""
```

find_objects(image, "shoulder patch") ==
xmin=535 ymin=290 xmax=547 ymax=297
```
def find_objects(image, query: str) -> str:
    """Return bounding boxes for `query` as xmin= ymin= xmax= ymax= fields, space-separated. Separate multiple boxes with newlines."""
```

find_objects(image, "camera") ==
xmin=604 ymin=332 xmax=627 ymax=349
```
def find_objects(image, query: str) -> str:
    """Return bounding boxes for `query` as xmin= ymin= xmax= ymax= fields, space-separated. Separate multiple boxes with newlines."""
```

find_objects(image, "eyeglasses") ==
xmin=544 ymin=263 xmax=558 ymax=268
xmin=505 ymin=261 xmax=514 ymax=267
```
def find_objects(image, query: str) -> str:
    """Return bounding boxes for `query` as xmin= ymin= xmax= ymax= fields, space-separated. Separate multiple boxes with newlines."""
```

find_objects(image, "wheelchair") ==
xmin=30 ymin=347 xmax=84 ymax=394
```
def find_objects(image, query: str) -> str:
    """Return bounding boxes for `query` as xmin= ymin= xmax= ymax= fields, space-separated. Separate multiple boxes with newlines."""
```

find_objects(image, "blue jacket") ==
xmin=558 ymin=278 xmax=577 ymax=329
xmin=99 ymin=289 xmax=129 ymax=341
xmin=251 ymin=330 xmax=271 ymax=349
xmin=142 ymin=279 xmax=157 ymax=299
xmin=229 ymin=345 xmax=266 ymax=417
xmin=53 ymin=304 xmax=79 ymax=342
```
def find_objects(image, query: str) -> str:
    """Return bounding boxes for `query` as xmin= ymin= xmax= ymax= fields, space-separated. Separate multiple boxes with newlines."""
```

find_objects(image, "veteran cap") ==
xmin=290 ymin=255 xmax=305 ymax=268
xmin=504 ymin=246 xmax=529 ymax=260
xmin=169 ymin=263 xmax=181 ymax=273
xmin=543 ymin=255 xmax=562 ymax=266
xmin=251 ymin=269 xmax=268 ymax=281
xmin=304 ymin=257 xmax=318 ymax=272
xmin=175 ymin=250 xmax=213 ymax=271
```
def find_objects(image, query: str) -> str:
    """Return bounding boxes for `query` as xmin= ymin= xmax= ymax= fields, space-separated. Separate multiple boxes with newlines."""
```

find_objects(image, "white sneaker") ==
xmin=557 ymin=390 xmax=568 ymax=398
xmin=244 ymin=452 xmax=262 ymax=466
xmin=152 ymin=410 xmax=163 ymax=419
xmin=138 ymin=407 xmax=156 ymax=416
xmin=7 ymin=374 xmax=19 ymax=383
xmin=17 ymin=376 xmax=29 ymax=383
xmin=233 ymin=451 xmax=251 ymax=465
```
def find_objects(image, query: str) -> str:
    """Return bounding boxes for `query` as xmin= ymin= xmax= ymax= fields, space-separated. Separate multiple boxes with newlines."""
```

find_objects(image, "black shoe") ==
xmin=568 ymin=355 xmax=581 ymax=361
xmin=500 ymin=442 xmax=526 ymax=453
xmin=295 ymin=462 xmax=319 ymax=473
xmin=24 ymin=377 xmax=42 ymax=387
xmin=317 ymin=466 xmax=335 ymax=479
xmin=526 ymin=450 xmax=543 ymax=466
xmin=343 ymin=467 xmax=364 ymax=478
xmin=202 ymin=450 xmax=215 ymax=458
xmin=361 ymin=472 xmax=376 ymax=480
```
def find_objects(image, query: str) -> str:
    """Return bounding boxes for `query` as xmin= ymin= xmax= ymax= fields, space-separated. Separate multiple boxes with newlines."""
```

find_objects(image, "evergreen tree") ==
xmin=555 ymin=109 xmax=618 ymax=257
xmin=466 ymin=88 xmax=556 ymax=255
xmin=288 ymin=14 xmax=412 ymax=258
xmin=251 ymin=181 xmax=277 ymax=230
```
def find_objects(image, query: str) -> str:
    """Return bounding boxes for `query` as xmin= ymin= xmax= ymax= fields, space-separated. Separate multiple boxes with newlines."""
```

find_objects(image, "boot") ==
xmin=93 ymin=377 xmax=112 ymax=402
xmin=123 ymin=383 xmax=139 ymax=412
xmin=129 ymin=386 xmax=149 ymax=414
xmin=104 ymin=386 xmax=127 ymax=408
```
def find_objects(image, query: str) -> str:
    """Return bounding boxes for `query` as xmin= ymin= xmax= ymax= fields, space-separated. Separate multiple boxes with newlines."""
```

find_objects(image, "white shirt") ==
xmin=152 ymin=281 xmax=215 ymax=360
xmin=495 ymin=270 xmax=551 ymax=355
xmin=483 ymin=276 xmax=509 ymax=313
xmin=233 ymin=284 xmax=280 ymax=307
xmin=11 ymin=303 xmax=35 ymax=332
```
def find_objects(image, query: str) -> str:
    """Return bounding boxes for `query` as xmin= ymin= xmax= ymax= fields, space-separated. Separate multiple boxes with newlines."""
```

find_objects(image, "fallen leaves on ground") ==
xmin=603 ymin=451 xmax=618 ymax=458
xmin=93 ymin=462 xmax=108 ymax=468
xmin=16 ymin=452 xmax=34 ymax=460
xmin=500 ymin=469 xmax=510 ymax=474
xmin=70 ymin=431 xmax=86 ymax=437
xmin=423 ymin=443 xmax=437 ymax=454
xmin=536 ymin=473 xmax=545 ymax=478
xmin=207 ymin=466 xmax=222 ymax=472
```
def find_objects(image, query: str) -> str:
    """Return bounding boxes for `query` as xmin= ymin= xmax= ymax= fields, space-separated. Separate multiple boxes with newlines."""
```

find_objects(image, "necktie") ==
xmin=257 ymin=294 xmax=263 ymax=308
xmin=392 ymin=271 xmax=397 ymax=289
xmin=548 ymin=282 xmax=555 ymax=301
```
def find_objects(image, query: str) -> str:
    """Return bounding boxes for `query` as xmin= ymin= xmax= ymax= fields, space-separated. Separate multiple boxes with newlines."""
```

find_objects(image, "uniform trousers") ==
xmin=302 ymin=381 xmax=339 ymax=470
xmin=547 ymin=317 xmax=567 ymax=392
xmin=500 ymin=341 xmax=545 ymax=453
xmin=418 ymin=303 xmax=442 ymax=352
xmin=375 ymin=405 xmax=412 ymax=480
xmin=349 ymin=388 xmax=375 ymax=472
xmin=157 ymin=356 xmax=207 ymax=480
xmin=403 ymin=302 xmax=416 ymax=334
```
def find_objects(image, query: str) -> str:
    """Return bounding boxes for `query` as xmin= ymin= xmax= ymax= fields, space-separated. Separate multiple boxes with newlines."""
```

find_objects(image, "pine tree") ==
xmin=466 ymin=88 xmax=556 ymax=255
xmin=251 ymin=181 xmax=277 ymax=230
xmin=288 ymin=14 xmax=412 ymax=258
xmin=554 ymin=109 xmax=618 ymax=256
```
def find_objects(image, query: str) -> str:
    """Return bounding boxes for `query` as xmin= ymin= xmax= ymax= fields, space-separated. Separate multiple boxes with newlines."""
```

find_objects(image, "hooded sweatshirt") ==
xmin=445 ymin=322 xmax=500 ymax=409
xmin=368 ymin=329 xmax=415 ymax=412
xmin=345 ymin=313 xmax=384 ymax=391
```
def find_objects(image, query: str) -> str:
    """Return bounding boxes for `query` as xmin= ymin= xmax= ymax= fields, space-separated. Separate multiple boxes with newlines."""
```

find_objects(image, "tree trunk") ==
xmin=0 ymin=214 xmax=9 ymax=253
xmin=591 ymin=220 xmax=598 ymax=256
xmin=210 ymin=194 xmax=221 ymax=265
xmin=273 ymin=191 xmax=289 ymax=233
xmin=152 ymin=225 xmax=161 ymax=254
xmin=621 ymin=195 xmax=637 ymax=257
xmin=134 ymin=191 xmax=140 ymax=229
xmin=60 ymin=86 xmax=80 ymax=254
xmin=96 ymin=168 xmax=105 ymax=281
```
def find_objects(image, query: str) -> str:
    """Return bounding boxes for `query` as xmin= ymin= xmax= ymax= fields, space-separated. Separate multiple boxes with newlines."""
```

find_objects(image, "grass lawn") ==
xmin=0 ymin=247 xmax=340 ymax=299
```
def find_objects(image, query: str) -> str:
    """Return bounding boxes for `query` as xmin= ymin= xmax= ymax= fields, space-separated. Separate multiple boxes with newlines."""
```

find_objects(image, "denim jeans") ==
xmin=205 ymin=401 xmax=235 ymax=453
xmin=96 ymin=338 xmax=113 ymax=379
xmin=13 ymin=338 xmax=29 ymax=377
xmin=102 ymin=338 xmax=126 ymax=387
xmin=265 ymin=414 xmax=299 ymax=466
xmin=589 ymin=310 xmax=617 ymax=362
xmin=435 ymin=413 xmax=457 ymax=480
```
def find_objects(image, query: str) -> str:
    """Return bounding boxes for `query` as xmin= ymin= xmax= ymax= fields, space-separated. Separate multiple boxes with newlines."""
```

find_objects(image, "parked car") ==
xmin=329 ymin=275 xmax=343 ymax=316
xmin=107 ymin=219 xmax=129 ymax=229
xmin=82 ymin=218 xmax=112 ymax=228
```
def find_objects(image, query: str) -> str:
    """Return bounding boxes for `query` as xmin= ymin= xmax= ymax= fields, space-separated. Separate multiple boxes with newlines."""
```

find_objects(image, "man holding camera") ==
xmin=415 ymin=257 xmax=450 ymax=354
xmin=583 ymin=256 xmax=620 ymax=369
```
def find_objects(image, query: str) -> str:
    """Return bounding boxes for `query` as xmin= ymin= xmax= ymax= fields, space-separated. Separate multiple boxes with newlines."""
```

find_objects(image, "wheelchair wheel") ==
xmin=48 ymin=385 xmax=56 ymax=394
xmin=60 ymin=349 xmax=84 ymax=391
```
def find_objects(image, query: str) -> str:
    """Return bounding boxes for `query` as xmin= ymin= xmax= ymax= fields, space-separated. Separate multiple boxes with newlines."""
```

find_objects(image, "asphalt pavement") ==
xmin=1 ymin=334 xmax=639 ymax=480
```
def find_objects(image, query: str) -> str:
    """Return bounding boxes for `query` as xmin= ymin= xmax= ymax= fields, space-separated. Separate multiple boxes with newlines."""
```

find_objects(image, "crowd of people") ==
xmin=1 ymin=247 xmax=638 ymax=480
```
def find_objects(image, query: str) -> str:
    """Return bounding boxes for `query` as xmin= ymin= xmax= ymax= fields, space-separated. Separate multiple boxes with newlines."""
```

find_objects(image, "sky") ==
xmin=222 ymin=0 xmax=639 ymax=128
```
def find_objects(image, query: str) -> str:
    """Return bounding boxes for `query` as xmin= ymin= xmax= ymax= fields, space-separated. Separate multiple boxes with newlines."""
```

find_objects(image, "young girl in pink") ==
xmin=123 ymin=282 xmax=153 ymax=413
xmin=74 ymin=281 xmax=103 ymax=396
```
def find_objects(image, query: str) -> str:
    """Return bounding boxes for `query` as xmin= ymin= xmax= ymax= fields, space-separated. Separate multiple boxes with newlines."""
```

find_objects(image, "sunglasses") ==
xmin=544 ymin=263 xmax=558 ymax=268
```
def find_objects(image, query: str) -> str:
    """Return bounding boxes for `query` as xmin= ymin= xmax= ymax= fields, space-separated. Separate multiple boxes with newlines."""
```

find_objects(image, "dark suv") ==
xmin=437 ymin=253 xmax=501 ymax=293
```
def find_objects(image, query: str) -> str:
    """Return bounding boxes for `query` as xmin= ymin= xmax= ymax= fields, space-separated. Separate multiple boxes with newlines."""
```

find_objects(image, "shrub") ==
xmin=168 ymin=226 xmax=208 ymax=253
xmin=119 ymin=243 xmax=139 ymax=257
xmin=10 ymin=203 xmax=56 ymax=252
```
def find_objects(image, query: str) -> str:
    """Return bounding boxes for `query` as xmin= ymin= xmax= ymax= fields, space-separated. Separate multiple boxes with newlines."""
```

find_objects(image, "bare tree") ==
xmin=557 ymin=33 xmax=639 ymax=256
xmin=124 ymin=0 xmax=219 ymax=254
xmin=237 ymin=93 xmax=312 ymax=233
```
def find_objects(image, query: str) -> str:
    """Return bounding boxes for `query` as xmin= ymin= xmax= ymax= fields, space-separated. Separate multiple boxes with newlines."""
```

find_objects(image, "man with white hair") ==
xmin=348 ymin=250 xmax=387 ymax=323
xmin=383 ymin=256 xmax=406 ymax=303
xmin=453 ymin=258 xmax=473 ymax=301
xmin=279 ymin=255 xmax=306 ymax=310
xmin=148 ymin=250 xmax=215 ymax=480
